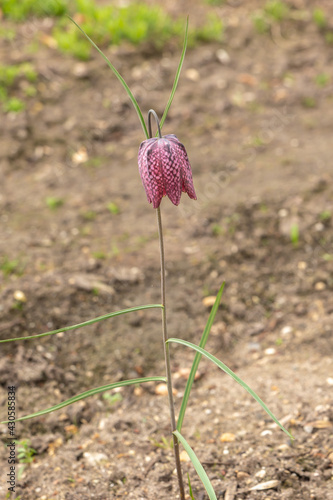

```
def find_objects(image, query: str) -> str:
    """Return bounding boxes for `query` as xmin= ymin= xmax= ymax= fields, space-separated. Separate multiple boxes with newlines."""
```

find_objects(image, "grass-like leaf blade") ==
xmin=174 ymin=430 xmax=217 ymax=500
xmin=0 ymin=304 xmax=163 ymax=343
xmin=159 ymin=16 xmax=189 ymax=131
xmin=68 ymin=16 xmax=149 ymax=138
xmin=169 ymin=339 xmax=293 ymax=439
xmin=187 ymin=473 xmax=195 ymax=500
xmin=177 ymin=282 xmax=225 ymax=432
xmin=1 ymin=377 xmax=166 ymax=423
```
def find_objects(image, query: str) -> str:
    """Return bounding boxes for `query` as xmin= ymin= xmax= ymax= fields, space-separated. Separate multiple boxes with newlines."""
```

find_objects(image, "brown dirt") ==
xmin=1 ymin=1 xmax=333 ymax=499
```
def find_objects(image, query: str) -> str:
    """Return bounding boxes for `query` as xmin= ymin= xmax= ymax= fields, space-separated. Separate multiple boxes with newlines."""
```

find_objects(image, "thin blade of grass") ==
xmin=169 ymin=339 xmax=293 ymax=439
xmin=0 ymin=304 xmax=163 ymax=343
xmin=68 ymin=16 xmax=149 ymax=138
xmin=177 ymin=282 xmax=225 ymax=432
xmin=159 ymin=16 xmax=188 ymax=131
xmin=187 ymin=473 xmax=196 ymax=500
xmin=1 ymin=377 xmax=166 ymax=423
xmin=174 ymin=430 xmax=217 ymax=500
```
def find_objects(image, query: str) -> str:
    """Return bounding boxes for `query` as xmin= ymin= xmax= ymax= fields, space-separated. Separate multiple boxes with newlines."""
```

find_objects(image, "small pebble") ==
xmin=72 ymin=146 xmax=88 ymax=164
xmin=255 ymin=469 xmax=266 ymax=479
xmin=237 ymin=471 xmax=250 ymax=481
xmin=83 ymin=452 xmax=108 ymax=466
xmin=202 ymin=296 xmax=217 ymax=308
xmin=220 ymin=432 xmax=235 ymax=443
xmin=155 ymin=383 xmax=177 ymax=396
xmin=260 ymin=430 xmax=273 ymax=437
xmin=281 ymin=325 xmax=292 ymax=336
xmin=216 ymin=48 xmax=231 ymax=65
xmin=314 ymin=222 xmax=324 ymax=232
xmin=73 ymin=62 xmax=89 ymax=78
xmin=13 ymin=290 xmax=26 ymax=302
xmin=185 ymin=68 xmax=200 ymax=82
xmin=278 ymin=208 xmax=288 ymax=217
xmin=250 ymin=479 xmax=279 ymax=491
xmin=180 ymin=450 xmax=190 ymax=462
xmin=134 ymin=386 xmax=143 ymax=397
xmin=264 ymin=348 xmax=276 ymax=356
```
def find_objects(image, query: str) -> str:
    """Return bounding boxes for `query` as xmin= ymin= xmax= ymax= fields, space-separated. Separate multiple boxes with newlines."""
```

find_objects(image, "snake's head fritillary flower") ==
xmin=138 ymin=134 xmax=197 ymax=209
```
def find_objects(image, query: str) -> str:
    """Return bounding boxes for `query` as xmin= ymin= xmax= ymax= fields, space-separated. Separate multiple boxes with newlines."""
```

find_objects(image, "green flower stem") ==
xmin=149 ymin=107 xmax=184 ymax=497
xmin=156 ymin=206 xmax=185 ymax=500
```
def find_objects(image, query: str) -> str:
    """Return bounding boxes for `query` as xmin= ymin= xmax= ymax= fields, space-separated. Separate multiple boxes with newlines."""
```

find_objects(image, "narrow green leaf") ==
xmin=68 ymin=16 xmax=149 ymax=139
xmin=1 ymin=377 xmax=166 ymax=423
xmin=169 ymin=339 xmax=293 ymax=439
xmin=187 ymin=473 xmax=196 ymax=500
xmin=174 ymin=430 xmax=217 ymax=500
xmin=159 ymin=17 xmax=189 ymax=132
xmin=177 ymin=282 xmax=225 ymax=432
xmin=0 ymin=304 xmax=163 ymax=343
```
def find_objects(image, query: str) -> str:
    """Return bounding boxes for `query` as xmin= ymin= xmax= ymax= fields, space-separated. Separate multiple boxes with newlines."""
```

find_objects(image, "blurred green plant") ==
xmin=0 ymin=62 xmax=36 ymax=87
xmin=82 ymin=209 xmax=97 ymax=221
xmin=315 ymin=73 xmax=330 ymax=87
xmin=253 ymin=0 xmax=289 ymax=34
xmin=16 ymin=439 xmax=37 ymax=480
xmin=102 ymin=392 xmax=123 ymax=406
xmin=1 ymin=0 xmax=67 ymax=20
xmin=107 ymin=202 xmax=120 ymax=215
xmin=264 ymin=0 xmax=289 ymax=21
xmin=55 ymin=2 xmax=222 ymax=58
xmin=204 ymin=0 xmax=226 ymax=5
xmin=290 ymin=223 xmax=299 ymax=247
xmin=313 ymin=8 xmax=327 ymax=30
xmin=0 ymin=62 xmax=37 ymax=113
xmin=45 ymin=196 xmax=64 ymax=210
xmin=188 ymin=474 xmax=195 ymax=500
xmin=0 ymin=256 xmax=24 ymax=277
xmin=302 ymin=96 xmax=316 ymax=108
xmin=3 ymin=96 xmax=25 ymax=112
xmin=325 ymin=33 xmax=333 ymax=45
xmin=92 ymin=250 xmax=106 ymax=260
xmin=312 ymin=8 xmax=333 ymax=44
xmin=253 ymin=13 xmax=270 ymax=34
xmin=0 ymin=26 xmax=15 ymax=40
xmin=320 ymin=210 xmax=331 ymax=222
xmin=2 ymin=0 xmax=223 ymax=58
xmin=211 ymin=223 xmax=222 ymax=236
xmin=191 ymin=13 xmax=223 ymax=44
xmin=151 ymin=435 xmax=174 ymax=450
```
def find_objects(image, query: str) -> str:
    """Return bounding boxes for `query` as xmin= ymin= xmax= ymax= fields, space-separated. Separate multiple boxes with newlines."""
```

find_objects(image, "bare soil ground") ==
xmin=0 ymin=1 xmax=333 ymax=498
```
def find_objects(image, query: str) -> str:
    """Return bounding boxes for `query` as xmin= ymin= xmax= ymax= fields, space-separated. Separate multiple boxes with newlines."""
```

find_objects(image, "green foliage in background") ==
xmin=264 ymin=0 xmax=289 ymax=21
xmin=253 ymin=0 xmax=289 ymax=34
xmin=313 ymin=8 xmax=327 ymax=30
xmin=0 ymin=62 xmax=37 ymax=113
xmin=0 ymin=256 xmax=24 ymax=277
xmin=1 ymin=0 xmax=223 ymax=59
xmin=0 ymin=0 xmax=67 ymax=20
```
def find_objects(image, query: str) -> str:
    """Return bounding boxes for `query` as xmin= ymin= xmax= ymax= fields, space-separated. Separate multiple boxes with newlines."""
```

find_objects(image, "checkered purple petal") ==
xmin=138 ymin=134 xmax=196 ymax=208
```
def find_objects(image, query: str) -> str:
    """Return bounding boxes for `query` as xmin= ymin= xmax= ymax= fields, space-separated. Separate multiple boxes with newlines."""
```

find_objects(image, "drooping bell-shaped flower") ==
xmin=138 ymin=133 xmax=197 ymax=209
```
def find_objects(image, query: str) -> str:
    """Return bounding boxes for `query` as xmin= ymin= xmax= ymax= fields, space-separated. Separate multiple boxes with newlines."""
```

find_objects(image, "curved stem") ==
xmin=148 ymin=109 xmax=162 ymax=139
xmin=149 ymin=109 xmax=185 ymax=499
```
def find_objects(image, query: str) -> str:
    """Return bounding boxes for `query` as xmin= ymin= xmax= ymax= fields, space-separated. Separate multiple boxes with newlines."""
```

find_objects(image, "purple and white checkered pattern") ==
xmin=138 ymin=134 xmax=197 ymax=209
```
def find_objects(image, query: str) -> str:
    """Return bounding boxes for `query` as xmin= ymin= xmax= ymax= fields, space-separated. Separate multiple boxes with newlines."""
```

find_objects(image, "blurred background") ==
xmin=0 ymin=1 xmax=333 ymax=498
